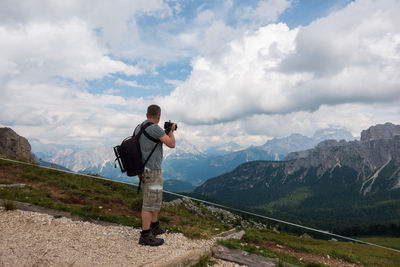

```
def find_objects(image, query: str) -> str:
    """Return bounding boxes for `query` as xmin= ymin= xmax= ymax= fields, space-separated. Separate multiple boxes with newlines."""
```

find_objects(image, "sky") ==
xmin=1 ymin=0 xmax=400 ymax=151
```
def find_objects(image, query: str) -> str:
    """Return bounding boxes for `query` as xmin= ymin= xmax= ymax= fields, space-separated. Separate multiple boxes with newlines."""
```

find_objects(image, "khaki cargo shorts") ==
xmin=139 ymin=169 xmax=163 ymax=212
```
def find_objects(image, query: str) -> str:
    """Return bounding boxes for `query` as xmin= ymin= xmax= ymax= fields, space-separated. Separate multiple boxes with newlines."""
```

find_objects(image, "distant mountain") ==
xmin=30 ymin=138 xmax=80 ymax=161
xmin=257 ymin=127 xmax=354 ymax=160
xmin=313 ymin=128 xmax=354 ymax=143
xmin=163 ymin=179 xmax=195 ymax=193
xmin=194 ymin=123 xmax=400 ymax=230
xmin=164 ymin=139 xmax=207 ymax=160
xmin=163 ymin=127 xmax=354 ymax=184
xmin=33 ymin=141 xmax=200 ymax=192
xmin=205 ymin=142 xmax=244 ymax=156
xmin=37 ymin=159 xmax=72 ymax=172
xmin=51 ymin=146 xmax=114 ymax=173
xmin=257 ymin=133 xmax=315 ymax=160
xmin=32 ymin=127 xmax=354 ymax=192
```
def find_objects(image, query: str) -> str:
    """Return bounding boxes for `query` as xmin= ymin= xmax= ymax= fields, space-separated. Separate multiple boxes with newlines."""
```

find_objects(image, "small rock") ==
xmin=300 ymin=233 xmax=312 ymax=239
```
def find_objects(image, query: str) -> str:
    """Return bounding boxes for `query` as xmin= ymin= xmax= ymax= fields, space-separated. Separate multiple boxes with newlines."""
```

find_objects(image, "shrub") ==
xmin=3 ymin=200 xmax=16 ymax=211
xmin=159 ymin=215 xmax=171 ymax=223
xmin=305 ymin=262 xmax=324 ymax=267
xmin=130 ymin=196 xmax=143 ymax=211
xmin=193 ymin=256 xmax=216 ymax=267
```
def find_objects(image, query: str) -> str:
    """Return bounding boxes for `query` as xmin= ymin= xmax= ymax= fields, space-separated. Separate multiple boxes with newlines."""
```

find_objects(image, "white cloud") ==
xmin=116 ymin=78 xmax=141 ymax=88
xmin=238 ymin=0 xmax=292 ymax=26
xmin=0 ymin=79 xmax=149 ymax=147
xmin=160 ymin=0 xmax=400 ymax=126
xmin=103 ymin=88 xmax=121 ymax=94
xmin=0 ymin=0 xmax=171 ymax=52
xmin=165 ymin=79 xmax=184 ymax=86
xmin=175 ymin=101 xmax=400 ymax=150
xmin=0 ymin=19 xmax=142 ymax=83
xmin=160 ymin=23 xmax=300 ymax=124
xmin=2 ymin=0 xmax=400 ymax=151
xmin=0 ymin=2 xmax=150 ymax=148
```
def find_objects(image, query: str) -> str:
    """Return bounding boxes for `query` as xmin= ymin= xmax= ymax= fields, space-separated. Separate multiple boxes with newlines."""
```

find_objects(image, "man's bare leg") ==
xmin=142 ymin=210 xmax=153 ymax=230
xmin=151 ymin=211 xmax=158 ymax=223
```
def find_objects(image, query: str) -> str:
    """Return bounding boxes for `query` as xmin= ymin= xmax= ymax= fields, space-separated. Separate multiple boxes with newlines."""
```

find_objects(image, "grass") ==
xmin=192 ymin=256 xmax=216 ymax=267
xmin=217 ymin=238 xmax=302 ymax=266
xmin=0 ymin=179 xmax=14 ymax=184
xmin=263 ymin=187 xmax=312 ymax=209
xmin=2 ymin=158 xmax=400 ymax=266
xmin=241 ymin=228 xmax=400 ymax=267
xmin=304 ymin=263 xmax=324 ymax=267
xmin=357 ymin=236 xmax=400 ymax=250
xmin=0 ymin=158 xmax=230 ymax=238
xmin=161 ymin=201 xmax=232 ymax=239
xmin=218 ymin=229 xmax=400 ymax=266
xmin=3 ymin=199 xmax=16 ymax=211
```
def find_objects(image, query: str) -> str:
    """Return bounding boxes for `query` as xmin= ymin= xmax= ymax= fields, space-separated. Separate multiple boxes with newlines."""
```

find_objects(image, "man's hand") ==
xmin=160 ymin=121 xmax=176 ymax=148
xmin=171 ymin=123 xmax=177 ymax=132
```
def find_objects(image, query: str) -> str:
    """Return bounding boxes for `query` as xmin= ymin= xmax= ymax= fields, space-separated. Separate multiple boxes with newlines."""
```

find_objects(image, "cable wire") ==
xmin=1 ymin=157 xmax=399 ymax=253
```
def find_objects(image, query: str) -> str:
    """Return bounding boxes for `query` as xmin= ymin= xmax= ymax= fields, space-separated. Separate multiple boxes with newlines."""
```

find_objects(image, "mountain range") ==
xmin=194 ymin=123 xmax=400 ymax=231
xmin=4 ymin=123 xmax=399 ymax=232
xmin=31 ymin=127 xmax=353 ymax=192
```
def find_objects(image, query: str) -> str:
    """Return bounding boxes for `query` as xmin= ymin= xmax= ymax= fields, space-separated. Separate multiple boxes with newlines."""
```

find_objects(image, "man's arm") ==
xmin=160 ymin=123 xmax=176 ymax=148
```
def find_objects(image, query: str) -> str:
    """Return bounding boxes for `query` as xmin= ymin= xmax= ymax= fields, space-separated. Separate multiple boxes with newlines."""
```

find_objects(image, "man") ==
xmin=135 ymin=104 xmax=176 ymax=246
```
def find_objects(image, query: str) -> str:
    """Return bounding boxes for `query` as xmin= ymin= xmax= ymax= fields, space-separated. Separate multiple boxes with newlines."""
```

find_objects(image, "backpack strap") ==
xmin=142 ymin=130 xmax=161 ymax=143
xmin=133 ymin=122 xmax=161 ymax=143
xmin=133 ymin=121 xmax=152 ymax=137
xmin=137 ymin=143 xmax=159 ymax=194
xmin=135 ymin=121 xmax=161 ymax=194
xmin=141 ymin=122 xmax=161 ymax=143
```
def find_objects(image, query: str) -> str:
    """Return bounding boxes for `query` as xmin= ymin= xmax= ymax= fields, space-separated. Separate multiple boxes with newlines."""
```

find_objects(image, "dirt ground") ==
xmin=0 ymin=207 xmax=217 ymax=267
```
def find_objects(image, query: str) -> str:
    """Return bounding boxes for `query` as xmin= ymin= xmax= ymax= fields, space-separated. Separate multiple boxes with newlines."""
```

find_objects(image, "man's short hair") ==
xmin=147 ymin=104 xmax=161 ymax=118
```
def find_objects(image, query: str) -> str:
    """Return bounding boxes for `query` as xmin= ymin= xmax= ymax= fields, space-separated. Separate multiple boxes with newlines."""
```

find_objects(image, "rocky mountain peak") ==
xmin=313 ymin=128 xmax=354 ymax=142
xmin=0 ymin=127 xmax=35 ymax=162
xmin=361 ymin=122 xmax=400 ymax=141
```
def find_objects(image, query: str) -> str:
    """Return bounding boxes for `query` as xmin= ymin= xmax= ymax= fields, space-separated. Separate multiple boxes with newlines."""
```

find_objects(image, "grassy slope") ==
xmin=1 ymin=158 xmax=399 ymax=266
xmin=358 ymin=237 xmax=400 ymax=250
xmin=0 ymin=158 xmax=230 ymax=239
xmin=220 ymin=229 xmax=400 ymax=267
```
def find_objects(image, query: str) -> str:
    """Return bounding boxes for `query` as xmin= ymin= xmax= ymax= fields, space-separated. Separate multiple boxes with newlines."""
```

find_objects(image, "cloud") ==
xmin=103 ymin=88 xmax=121 ymax=94
xmin=0 ymin=19 xmax=142 ymax=83
xmin=177 ymin=100 xmax=400 ymax=150
xmin=0 ymin=0 xmax=293 ymax=75
xmin=0 ymin=2 xmax=149 ymax=147
xmin=2 ymin=0 xmax=400 ymax=151
xmin=0 ymin=0 xmax=171 ymax=51
xmin=160 ymin=23 xmax=300 ymax=124
xmin=280 ymin=0 xmax=400 ymax=77
xmin=0 ymin=79 xmax=148 ymax=147
xmin=160 ymin=0 xmax=400 ymax=125
xmin=238 ymin=0 xmax=292 ymax=26
xmin=165 ymin=79 xmax=184 ymax=86
xmin=116 ymin=78 xmax=142 ymax=88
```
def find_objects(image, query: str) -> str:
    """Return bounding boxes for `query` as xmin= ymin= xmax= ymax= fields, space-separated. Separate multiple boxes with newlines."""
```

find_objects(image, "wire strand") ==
xmin=1 ymin=157 xmax=399 ymax=253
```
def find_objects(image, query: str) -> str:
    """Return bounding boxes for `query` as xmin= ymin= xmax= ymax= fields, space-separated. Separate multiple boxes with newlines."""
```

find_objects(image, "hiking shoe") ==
xmin=151 ymin=224 xmax=166 ymax=236
xmin=139 ymin=231 xmax=164 ymax=246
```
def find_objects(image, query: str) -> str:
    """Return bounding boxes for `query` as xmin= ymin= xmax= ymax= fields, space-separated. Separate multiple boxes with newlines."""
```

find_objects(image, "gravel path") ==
xmin=0 ymin=208 xmax=241 ymax=267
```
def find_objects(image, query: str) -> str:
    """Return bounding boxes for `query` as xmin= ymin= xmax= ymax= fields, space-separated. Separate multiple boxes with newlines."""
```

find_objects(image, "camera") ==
xmin=164 ymin=121 xmax=177 ymax=134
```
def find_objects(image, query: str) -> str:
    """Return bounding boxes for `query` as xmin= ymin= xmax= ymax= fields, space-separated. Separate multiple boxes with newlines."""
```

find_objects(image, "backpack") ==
xmin=113 ymin=121 xmax=160 ymax=178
